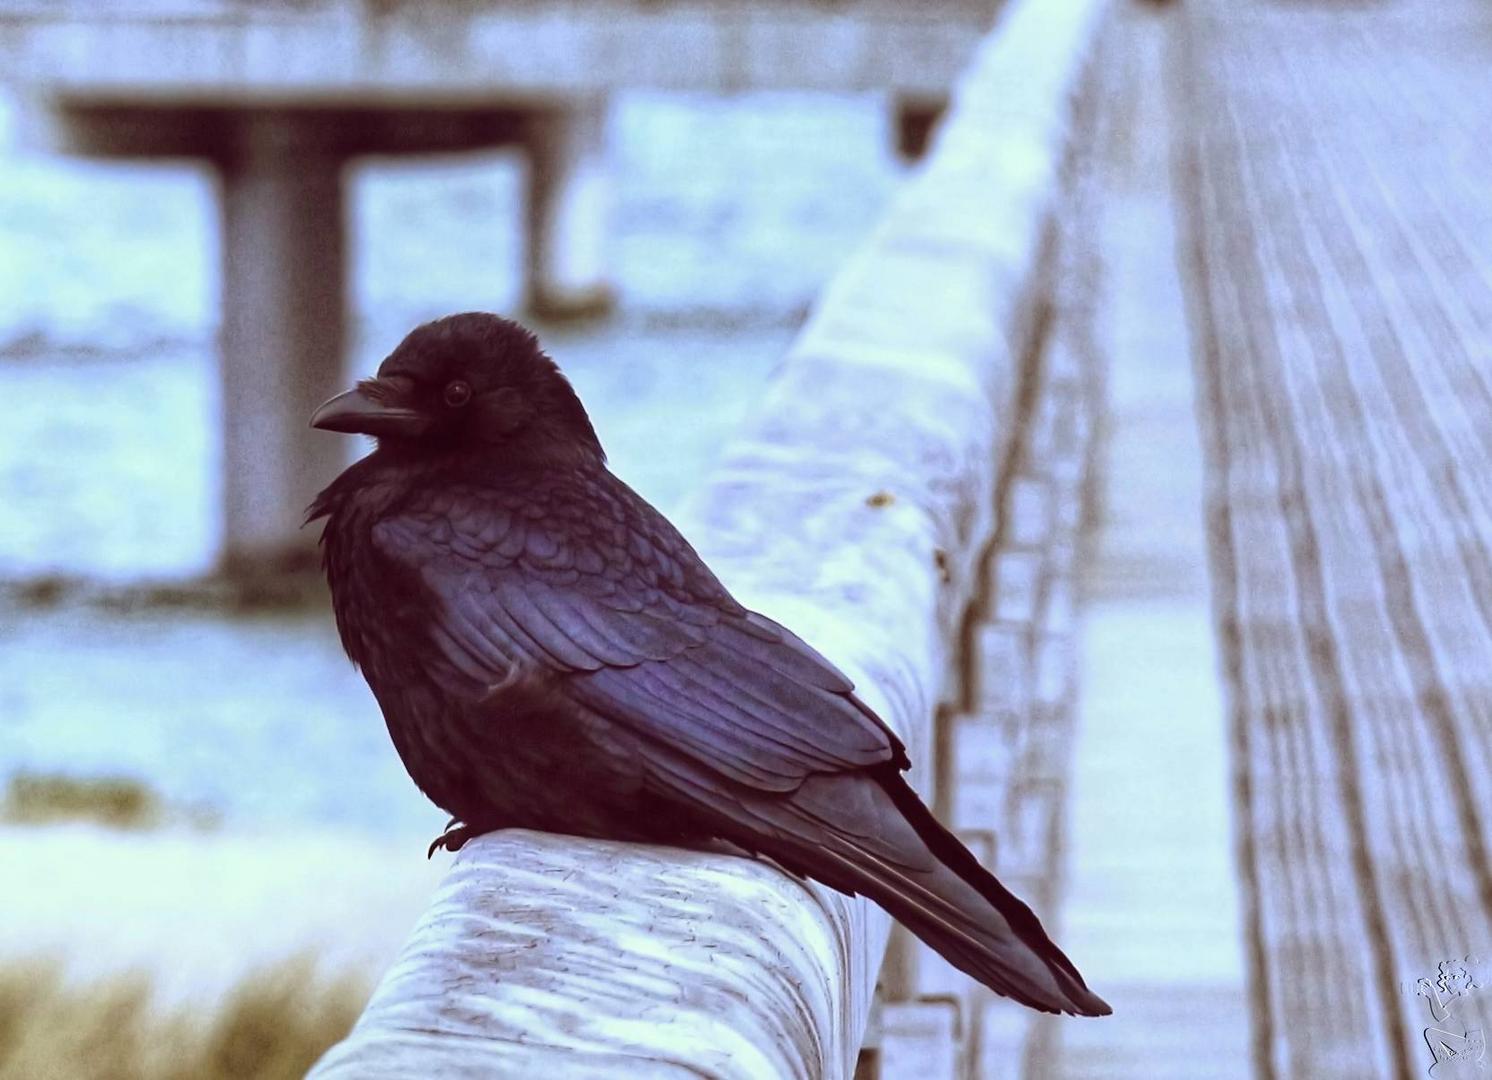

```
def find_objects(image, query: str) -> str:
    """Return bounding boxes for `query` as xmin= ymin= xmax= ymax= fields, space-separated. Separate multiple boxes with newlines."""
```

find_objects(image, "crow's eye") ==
xmin=443 ymin=380 xmax=472 ymax=408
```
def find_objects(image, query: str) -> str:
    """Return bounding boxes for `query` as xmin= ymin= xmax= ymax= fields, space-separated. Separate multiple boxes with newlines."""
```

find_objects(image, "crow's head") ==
xmin=311 ymin=313 xmax=603 ymax=464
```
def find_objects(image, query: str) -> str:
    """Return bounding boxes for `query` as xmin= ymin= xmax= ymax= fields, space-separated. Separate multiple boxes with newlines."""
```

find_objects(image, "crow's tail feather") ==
xmin=773 ymin=770 xmax=1112 ymax=1018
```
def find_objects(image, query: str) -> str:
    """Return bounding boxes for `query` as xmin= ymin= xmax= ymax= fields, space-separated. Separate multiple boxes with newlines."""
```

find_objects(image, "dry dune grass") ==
xmin=2 ymin=772 xmax=164 ymax=830
xmin=0 ymin=956 xmax=367 ymax=1080
xmin=1 ymin=772 xmax=376 ymax=1077
xmin=2 ymin=771 xmax=220 ymax=831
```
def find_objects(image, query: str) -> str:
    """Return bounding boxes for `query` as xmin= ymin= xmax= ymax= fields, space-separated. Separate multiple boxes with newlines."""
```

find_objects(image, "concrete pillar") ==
xmin=44 ymin=98 xmax=611 ymax=576
xmin=523 ymin=102 xmax=615 ymax=319
xmin=218 ymin=113 xmax=348 ymax=575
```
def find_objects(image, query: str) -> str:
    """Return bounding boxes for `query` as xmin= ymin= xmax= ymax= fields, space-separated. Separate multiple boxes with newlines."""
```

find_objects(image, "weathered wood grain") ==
xmin=1179 ymin=2 xmax=1492 ymax=1076
xmin=311 ymin=0 xmax=1111 ymax=1076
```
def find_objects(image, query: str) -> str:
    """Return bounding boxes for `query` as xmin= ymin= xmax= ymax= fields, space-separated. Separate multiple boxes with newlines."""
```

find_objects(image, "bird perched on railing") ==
xmin=308 ymin=312 xmax=1111 ymax=1018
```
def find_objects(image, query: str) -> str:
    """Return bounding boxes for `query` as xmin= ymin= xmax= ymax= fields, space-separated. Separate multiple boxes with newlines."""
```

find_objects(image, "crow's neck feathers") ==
xmin=308 ymin=441 xmax=607 ymax=534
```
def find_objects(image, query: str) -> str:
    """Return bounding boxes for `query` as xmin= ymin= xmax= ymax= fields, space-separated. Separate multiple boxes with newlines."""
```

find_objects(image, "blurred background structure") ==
xmin=2 ymin=0 xmax=990 ymax=575
xmin=2 ymin=0 xmax=1492 ymax=1077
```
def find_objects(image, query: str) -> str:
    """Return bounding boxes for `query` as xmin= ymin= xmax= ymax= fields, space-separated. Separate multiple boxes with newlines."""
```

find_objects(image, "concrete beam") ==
xmin=28 ymin=103 xmax=528 ymax=159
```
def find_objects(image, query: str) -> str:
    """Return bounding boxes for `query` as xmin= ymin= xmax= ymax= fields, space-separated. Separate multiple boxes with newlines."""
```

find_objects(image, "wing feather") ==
xmin=370 ymin=477 xmax=906 ymax=793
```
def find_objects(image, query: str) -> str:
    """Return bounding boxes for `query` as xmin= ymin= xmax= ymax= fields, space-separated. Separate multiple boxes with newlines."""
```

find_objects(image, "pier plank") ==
xmin=1180 ymin=3 xmax=1492 ymax=1075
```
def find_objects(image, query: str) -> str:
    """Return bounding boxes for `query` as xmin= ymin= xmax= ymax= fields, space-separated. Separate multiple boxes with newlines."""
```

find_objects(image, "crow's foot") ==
xmin=428 ymin=821 xmax=486 ymax=858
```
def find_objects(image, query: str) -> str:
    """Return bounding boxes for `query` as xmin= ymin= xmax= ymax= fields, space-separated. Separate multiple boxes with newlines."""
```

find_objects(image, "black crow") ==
xmin=309 ymin=312 xmax=1110 ymax=1017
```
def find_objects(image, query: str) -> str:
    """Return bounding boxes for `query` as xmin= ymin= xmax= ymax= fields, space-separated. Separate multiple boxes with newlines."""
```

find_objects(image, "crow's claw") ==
xmin=428 ymin=821 xmax=483 ymax=858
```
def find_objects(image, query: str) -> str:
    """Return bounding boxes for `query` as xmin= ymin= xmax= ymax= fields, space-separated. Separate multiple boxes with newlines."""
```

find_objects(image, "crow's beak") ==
xmin=311 ymin=381 xmax=431 ymax=438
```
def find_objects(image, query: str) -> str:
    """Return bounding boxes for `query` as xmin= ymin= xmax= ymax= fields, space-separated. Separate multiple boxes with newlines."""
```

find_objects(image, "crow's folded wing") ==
xmin=371 ymin=480 xmax=907 ymax=792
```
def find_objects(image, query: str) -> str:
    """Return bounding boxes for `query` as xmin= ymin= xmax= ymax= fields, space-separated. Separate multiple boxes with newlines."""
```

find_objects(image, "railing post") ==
xmin=893 ymin=95 xmax=947 ymax=162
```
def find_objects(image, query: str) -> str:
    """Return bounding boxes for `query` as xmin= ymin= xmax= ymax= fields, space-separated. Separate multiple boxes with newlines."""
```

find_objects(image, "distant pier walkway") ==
xmin=1179 ymin=0 xmax=1492 ymax=1076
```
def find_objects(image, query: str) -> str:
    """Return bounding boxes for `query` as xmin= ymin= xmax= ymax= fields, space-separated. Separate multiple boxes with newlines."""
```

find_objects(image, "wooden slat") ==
xmin=1179 ymin=2 xmax=1492 ymax=1076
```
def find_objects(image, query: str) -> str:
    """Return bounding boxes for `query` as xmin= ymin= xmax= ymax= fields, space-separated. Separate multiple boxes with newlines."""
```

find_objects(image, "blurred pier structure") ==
xmin=0 ymin=0 xmax=998 ymax=575
xmin=1179 ymin=0 xmax=1492 ymax=1076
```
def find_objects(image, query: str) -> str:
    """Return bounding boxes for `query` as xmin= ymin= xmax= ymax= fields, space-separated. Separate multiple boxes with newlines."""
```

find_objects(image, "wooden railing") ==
xmin=310 ymin=0 xmax=1112 ymax=1075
